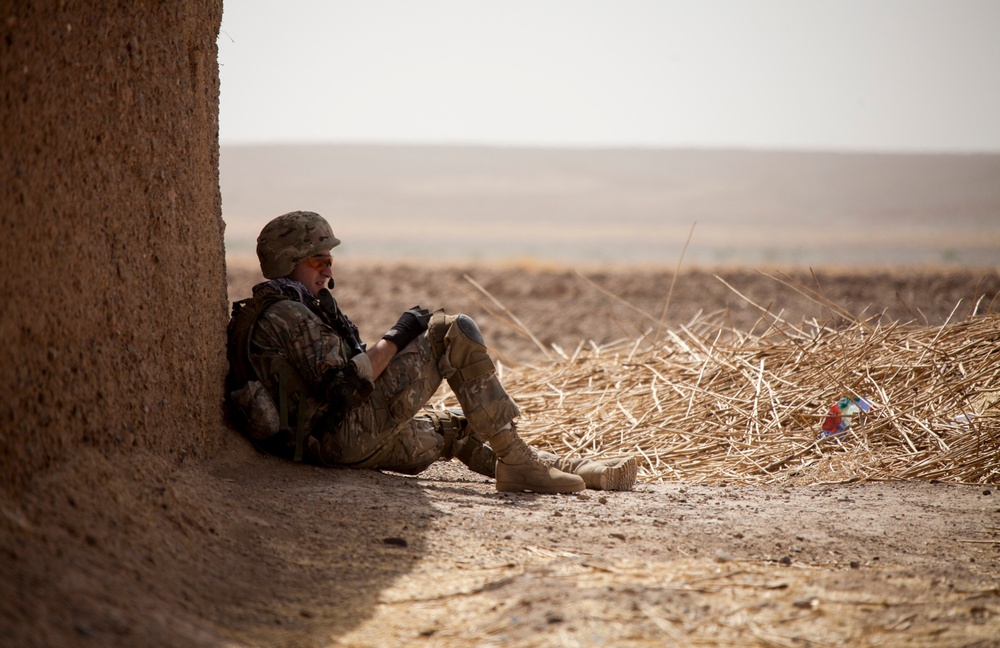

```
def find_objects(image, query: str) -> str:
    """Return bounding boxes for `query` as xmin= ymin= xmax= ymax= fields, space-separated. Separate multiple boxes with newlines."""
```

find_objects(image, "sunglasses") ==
xmin=303 ymin=255 xmax=333 ymax=271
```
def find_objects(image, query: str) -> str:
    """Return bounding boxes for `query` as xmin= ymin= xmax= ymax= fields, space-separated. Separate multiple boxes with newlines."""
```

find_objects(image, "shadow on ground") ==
xmin=1 ymin=438 xmax=434 ymax=648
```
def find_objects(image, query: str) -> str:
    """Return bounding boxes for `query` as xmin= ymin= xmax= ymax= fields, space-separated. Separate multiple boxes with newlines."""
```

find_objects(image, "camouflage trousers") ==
xmin=314 ymin=324 xmax=519 ymax=474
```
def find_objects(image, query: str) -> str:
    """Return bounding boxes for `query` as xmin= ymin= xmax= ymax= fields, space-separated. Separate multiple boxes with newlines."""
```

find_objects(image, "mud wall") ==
xmin=0 ymin=1 xmax=227 ymax=492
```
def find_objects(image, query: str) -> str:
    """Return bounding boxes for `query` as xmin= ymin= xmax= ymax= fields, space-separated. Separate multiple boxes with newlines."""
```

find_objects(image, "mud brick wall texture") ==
xmin=1 ymin=1 xmax=228 ymax=493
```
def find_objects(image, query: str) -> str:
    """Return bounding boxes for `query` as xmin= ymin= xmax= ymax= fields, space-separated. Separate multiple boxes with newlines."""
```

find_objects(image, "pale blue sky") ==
xmin=218 ymin=0 xmax=1000 ymax=152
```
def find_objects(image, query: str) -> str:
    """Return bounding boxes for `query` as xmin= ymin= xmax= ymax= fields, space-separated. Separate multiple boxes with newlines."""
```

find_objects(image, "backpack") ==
xmin=225 ymin=292 xmax=312 ymax=460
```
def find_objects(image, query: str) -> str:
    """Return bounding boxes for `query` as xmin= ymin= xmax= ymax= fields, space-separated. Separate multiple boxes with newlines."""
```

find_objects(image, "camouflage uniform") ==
xmin=227 ymin=210 xmax=623 ymax=493
xmin=239 ymin=278 xmax=515 ymax=474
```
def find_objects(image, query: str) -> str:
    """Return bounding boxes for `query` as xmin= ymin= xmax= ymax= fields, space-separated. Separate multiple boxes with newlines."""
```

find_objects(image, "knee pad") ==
xmin=428 ymin=312 xmax=496 ymax=389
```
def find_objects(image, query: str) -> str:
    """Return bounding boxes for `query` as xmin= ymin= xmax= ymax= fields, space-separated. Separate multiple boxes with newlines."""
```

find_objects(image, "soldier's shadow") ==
xmin=204 ymin=446 xmax=440 ymax=645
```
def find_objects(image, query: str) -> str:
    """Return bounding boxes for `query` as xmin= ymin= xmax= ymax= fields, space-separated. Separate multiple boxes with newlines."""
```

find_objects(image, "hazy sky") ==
xmin=217 ymin=0 xmax=1000 ymax=152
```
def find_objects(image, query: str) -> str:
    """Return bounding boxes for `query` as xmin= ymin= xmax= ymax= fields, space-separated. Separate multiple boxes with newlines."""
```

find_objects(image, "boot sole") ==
xmin=598 ymin=457 xmax=639 ymax=491
xmin=496 ymin=481 xmax=586 ymax=494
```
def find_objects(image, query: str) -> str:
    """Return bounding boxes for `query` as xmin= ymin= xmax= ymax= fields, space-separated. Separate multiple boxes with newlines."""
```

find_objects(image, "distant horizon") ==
xmin=220 ymin=145 xmax=1000 ymax=268
xmin=219 ymin=140 xmax=1000 ymax=156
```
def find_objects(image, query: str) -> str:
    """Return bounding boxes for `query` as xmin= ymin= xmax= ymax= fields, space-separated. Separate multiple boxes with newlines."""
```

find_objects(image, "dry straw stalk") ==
xmin=449 ymin=273 xmax=1000 ymax=486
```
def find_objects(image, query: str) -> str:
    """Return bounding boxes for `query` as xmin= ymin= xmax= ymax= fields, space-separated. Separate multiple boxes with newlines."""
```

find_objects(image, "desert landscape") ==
xmin=220 ymin=145 xmax=1000 ymax=269
xmin=6 ymin=144 xmax=1000 ymax=647
xmin=6 ymin=5 xmax=998 ymax=646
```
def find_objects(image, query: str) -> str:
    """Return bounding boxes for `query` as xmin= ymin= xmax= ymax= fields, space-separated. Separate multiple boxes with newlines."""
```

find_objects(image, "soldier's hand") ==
xmin=382 ymin=306 xmax=432 ymax=350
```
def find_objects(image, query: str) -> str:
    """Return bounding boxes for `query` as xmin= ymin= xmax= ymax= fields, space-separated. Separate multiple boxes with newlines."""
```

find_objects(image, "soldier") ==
xmin=227 ymin=211 xmax=637 ymax=494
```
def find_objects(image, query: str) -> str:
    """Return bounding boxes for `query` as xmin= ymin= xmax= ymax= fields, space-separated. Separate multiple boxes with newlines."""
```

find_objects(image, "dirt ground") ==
xmin=4 ymin=261 xmax=999 ymax=647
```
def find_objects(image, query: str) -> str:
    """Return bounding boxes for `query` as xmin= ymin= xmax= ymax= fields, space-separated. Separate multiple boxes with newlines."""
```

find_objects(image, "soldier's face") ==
xmin=289 ymin=250 xmax=334 ymax=297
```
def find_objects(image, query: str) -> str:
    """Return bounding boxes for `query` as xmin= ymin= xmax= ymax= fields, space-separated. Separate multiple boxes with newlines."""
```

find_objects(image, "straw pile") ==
xmin=453 ymin=274 xmax=1000 ymax=485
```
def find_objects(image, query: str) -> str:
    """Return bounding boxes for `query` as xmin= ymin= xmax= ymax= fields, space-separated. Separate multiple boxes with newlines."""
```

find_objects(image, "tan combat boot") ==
xmin=489 ymin=425 xmax=585 ymax=494
xmin=535 ymin=451 xmax=638 ymax=491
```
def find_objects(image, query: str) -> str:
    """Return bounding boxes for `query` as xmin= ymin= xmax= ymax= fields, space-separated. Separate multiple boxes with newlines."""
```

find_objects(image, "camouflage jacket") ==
xmin=226 ymin=279 xmax=372 ymax=458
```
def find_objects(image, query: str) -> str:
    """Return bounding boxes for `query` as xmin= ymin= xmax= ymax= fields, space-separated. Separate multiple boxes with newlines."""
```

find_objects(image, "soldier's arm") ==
xmin=254 ymin=300 xmax=348 ymax=388
xmin=365 ymin=339 xmax=398 ymax=380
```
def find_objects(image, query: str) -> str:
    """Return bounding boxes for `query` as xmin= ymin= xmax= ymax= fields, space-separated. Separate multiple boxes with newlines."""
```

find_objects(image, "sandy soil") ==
xmin=4 ymin=261 xmax=999 ymax=647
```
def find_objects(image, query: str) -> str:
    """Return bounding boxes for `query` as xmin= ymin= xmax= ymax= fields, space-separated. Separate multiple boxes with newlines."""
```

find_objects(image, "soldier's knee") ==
xmin=428 ymin=311 xmax=486 ymax=354
xmin=427 ymin=311 xmax=495 ymax=387
xmin=453 ymin=314 xmax=485 ymax=346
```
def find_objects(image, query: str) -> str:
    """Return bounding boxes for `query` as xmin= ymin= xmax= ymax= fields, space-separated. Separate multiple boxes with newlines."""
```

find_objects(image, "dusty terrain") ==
xmin=4 ymin=260 xmax=999 ymax=647
xmin=8 ymin=10 xmax=995 ymax=647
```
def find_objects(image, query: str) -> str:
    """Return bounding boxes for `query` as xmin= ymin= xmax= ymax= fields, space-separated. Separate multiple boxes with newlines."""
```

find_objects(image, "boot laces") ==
xmin=503 ymin=424 xmax=540 ymax=463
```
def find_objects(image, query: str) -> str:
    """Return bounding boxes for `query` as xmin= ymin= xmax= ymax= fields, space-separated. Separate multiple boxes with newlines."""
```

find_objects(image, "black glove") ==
xmin=382 ymin=306 xmax=432 ymax=350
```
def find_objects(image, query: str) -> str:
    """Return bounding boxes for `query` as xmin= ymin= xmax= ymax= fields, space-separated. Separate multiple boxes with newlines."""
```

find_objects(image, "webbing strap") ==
xmin=428 ymin=309 xmax=448 ymax=358
xmin=424 ymin=407 xmax=466 ymax=459
xmin=276 ymin=367 xmax=310 ymax=462
xmin=293 ymin=394 xmax=308 ymax=463
xmin=276 ymin=367 xmax=290 ymax=435
xmin=439 ymin=416 xmax=457 ymax=458
xmin=457 ymin=358 xmax=496 ymax=385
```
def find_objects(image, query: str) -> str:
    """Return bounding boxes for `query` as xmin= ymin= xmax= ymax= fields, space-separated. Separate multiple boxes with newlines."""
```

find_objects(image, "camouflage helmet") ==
xmin=256 ymin=211 xmax=341 ymax=279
